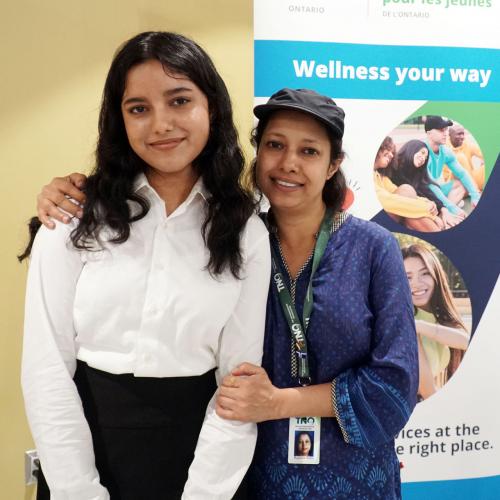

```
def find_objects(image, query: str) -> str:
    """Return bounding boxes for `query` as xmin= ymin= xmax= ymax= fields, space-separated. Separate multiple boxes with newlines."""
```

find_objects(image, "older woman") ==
xmin=217 ymin=89 xmax=418 ymax=499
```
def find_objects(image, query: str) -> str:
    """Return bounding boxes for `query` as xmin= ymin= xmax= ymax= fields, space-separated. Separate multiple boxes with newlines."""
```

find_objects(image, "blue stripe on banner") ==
xmin=254 ymin=40 xmax=500 ymax=102
xmin=402 ymin=475 xmax=500 ymax=499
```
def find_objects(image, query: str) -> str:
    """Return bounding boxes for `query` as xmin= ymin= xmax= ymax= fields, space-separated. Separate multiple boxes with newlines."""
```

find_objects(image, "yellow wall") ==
xmin=0 ymin=1 xmax=253 ymax=497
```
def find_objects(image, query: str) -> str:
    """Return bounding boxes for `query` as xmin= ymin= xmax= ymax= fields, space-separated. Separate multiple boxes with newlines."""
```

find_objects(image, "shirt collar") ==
xmin=133 ymin=172 xmax=209 ymax=204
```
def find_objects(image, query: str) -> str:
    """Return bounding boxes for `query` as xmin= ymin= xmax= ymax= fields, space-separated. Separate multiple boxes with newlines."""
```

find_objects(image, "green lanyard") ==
xmin=270 ymin=207 xmax=334 ymax=386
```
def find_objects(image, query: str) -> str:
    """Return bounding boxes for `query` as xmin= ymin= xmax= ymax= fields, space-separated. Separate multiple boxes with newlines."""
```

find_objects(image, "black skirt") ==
xmin=36 ymin=360 xmax=247 ymax=499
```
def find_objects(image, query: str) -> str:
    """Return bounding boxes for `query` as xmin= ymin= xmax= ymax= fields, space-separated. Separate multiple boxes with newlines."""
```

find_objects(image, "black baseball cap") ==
xmin=254 ymin=88 xmax=345 ymax=139
xmin=424 ymin=115 xmax=453 ymax=132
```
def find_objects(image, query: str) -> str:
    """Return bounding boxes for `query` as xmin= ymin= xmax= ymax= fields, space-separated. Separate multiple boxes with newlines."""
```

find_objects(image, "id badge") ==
xmin=288 ymin=416 xmax=321 ymax=464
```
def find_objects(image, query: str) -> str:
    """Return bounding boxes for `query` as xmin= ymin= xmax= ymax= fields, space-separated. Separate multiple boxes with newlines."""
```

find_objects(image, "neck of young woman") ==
xmin=420 ymin=304 xmax=433 ymax=315
xmin=146 ymin=165 xmax=199 ymax=215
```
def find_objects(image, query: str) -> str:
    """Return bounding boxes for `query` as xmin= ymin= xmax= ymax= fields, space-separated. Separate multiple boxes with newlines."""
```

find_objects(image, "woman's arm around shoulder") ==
xmin=36 ymin=172 xmax=88 ymax=228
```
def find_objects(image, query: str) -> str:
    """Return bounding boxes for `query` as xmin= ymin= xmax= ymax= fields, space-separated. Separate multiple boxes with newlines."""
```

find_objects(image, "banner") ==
xmin=254 ymin=1 xmax=500 ymax=498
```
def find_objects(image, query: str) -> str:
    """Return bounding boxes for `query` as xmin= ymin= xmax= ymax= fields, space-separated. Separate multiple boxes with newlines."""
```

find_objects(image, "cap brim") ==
xmin=253 ymin=103 xmax=343 ymax=137
xmin=425 ymin=119 xmax=454 ymax=131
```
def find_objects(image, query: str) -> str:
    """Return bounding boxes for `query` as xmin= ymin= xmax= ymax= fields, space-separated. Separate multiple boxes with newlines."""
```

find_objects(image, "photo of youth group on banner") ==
xmin=254 ymin=0 xmax=500 ymax=498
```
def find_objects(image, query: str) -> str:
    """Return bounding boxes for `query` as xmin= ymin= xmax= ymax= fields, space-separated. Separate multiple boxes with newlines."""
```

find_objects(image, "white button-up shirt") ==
xmin=21 ymin=174 xmax=271 ymax=500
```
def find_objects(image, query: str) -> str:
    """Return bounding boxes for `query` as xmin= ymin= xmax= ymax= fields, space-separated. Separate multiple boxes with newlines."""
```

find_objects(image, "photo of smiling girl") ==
xmin=396 ymin=236 xmax=471 ymax=401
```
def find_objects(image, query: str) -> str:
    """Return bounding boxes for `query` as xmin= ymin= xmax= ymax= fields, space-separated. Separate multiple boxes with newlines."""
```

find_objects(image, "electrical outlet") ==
xmin=24 ymin=449 xmax=39 ymax=485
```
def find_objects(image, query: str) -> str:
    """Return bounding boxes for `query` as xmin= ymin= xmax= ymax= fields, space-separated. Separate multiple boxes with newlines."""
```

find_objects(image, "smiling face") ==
xmin=413 ymin=147 xmax=429 ymax=168
xmin=449 ymin=125 xmax=465 ymax=148
xmin=297 ymin=433 xmax=312 ymax=456
xmin=256 ymin=110 xmax=337 ymax=215
xmin=121 ymin=59 xmax=210 ymax=182
xmin=375 ymin=148 xmax=394 ymax=169
xmin=404 ymin=256 xmax=436 ymax=309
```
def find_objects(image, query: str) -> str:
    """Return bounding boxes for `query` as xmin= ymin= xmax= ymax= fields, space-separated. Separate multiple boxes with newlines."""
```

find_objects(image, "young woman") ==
xmin=390 ymin=139 xmax=464 ymax=229
xmin=33 ymin=89 xmax=418 ymax=499
xmin=21 ymin=32 xmax=270 ymax=500
xmin=401 ymin=244 xmax=469 ymax=400
xmin=373 ymin=136 xmax=444 ymax=232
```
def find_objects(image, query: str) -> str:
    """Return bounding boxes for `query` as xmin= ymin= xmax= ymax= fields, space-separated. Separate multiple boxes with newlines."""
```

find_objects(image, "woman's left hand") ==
xmin=215 ymin=363 xmax=280 ymax=423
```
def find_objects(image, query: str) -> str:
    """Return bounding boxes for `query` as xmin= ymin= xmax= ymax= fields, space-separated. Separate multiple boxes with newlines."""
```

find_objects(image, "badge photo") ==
xmin=288 ymin=416 xmax=321 ymax=464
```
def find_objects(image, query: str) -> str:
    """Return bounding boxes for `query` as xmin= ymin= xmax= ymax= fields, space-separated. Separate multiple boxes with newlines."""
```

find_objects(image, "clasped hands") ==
xmin=215 ymin=363 xmax=280 ymax=423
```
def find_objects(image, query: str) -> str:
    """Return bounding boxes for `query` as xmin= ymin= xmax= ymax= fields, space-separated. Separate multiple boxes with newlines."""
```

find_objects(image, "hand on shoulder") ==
xmin=37 ymin=173 xmax=87 ymax=228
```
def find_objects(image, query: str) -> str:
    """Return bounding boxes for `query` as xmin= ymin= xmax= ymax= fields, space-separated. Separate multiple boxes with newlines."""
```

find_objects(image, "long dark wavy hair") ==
xmin=401 ymin=244 xmax=468 ymax=381
xmin=247 ymin=111 xmax=347 ymax=213
xmin=20 ymin=32 xmax=255 ymax=277
xmin=391 ymin=139 xmax=443 ymax=209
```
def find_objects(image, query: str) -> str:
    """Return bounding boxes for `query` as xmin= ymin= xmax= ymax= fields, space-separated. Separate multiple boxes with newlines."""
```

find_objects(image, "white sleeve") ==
xmin=21 ymin=222 xmax=110 ymax=500
xmin=182 ymin=219 xmax=271 ymax=499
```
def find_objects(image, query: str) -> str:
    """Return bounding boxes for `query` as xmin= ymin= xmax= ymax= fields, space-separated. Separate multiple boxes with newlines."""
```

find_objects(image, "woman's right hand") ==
xmin=216 ymin=363 xmax=280 ymax=423
xmin=37 ymin=173 xmax=88 ymax=228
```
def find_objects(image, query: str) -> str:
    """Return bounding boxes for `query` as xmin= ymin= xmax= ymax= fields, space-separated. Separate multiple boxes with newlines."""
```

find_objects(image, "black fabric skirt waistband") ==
xmin=74 ymin=360 xmax=217 ymax=428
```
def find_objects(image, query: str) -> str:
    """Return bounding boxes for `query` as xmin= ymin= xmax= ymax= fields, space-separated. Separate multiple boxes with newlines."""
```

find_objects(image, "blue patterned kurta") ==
xmin=247 ymin=215 xmax=418 ymax=500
